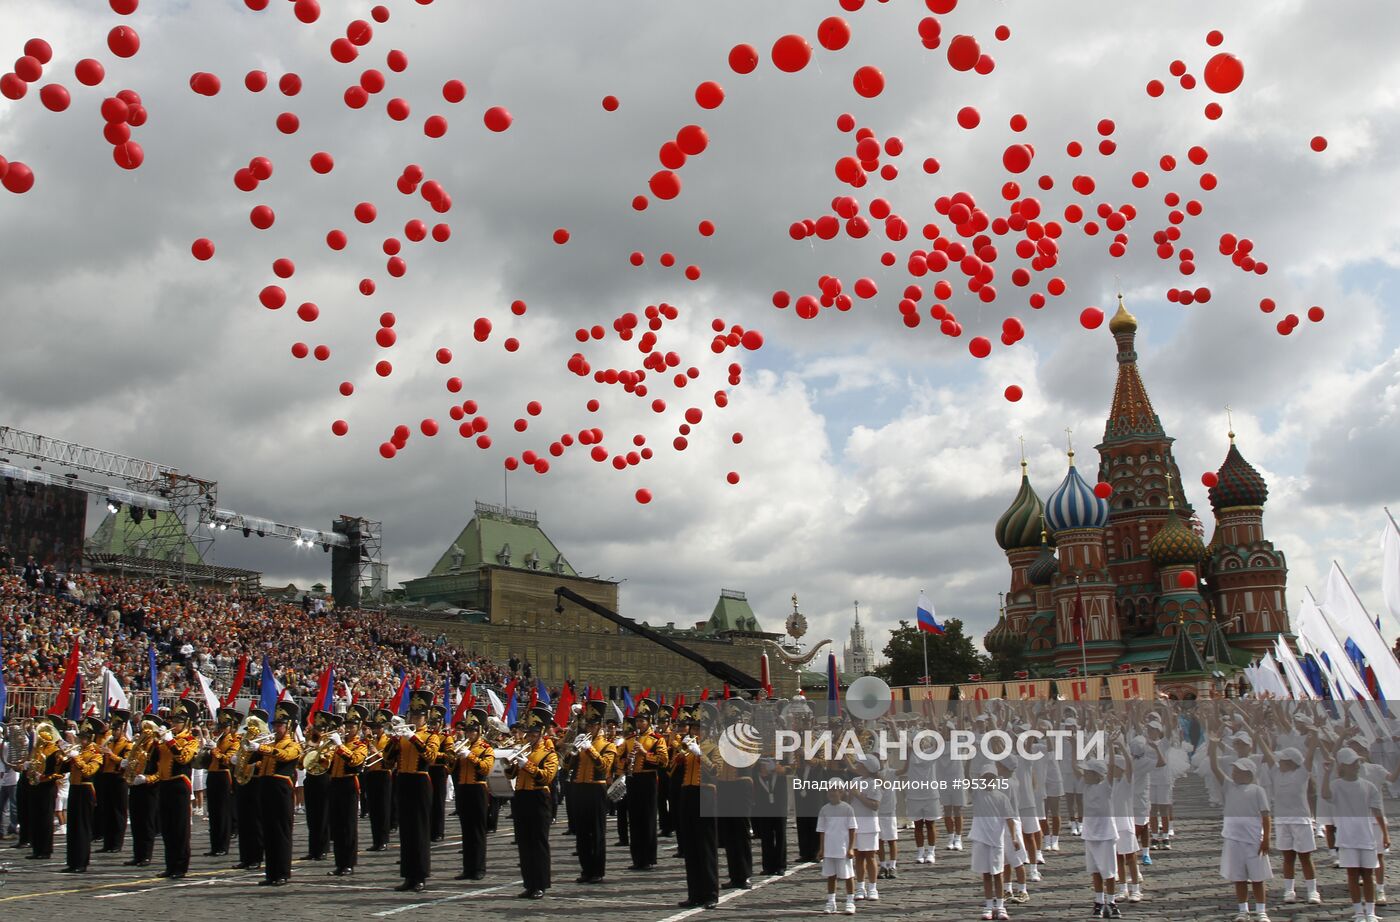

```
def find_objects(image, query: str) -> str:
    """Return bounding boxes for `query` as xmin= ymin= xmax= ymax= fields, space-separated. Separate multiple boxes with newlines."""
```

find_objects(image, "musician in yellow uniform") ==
xmin=717 ymin=698 xmax=754 ymax=890
xmin=364 ymin=708 xmax=394 ymax=852
xmin=60 ymin=716 xmax=104 ymax=873
xmin=570 ymin=698 xmax=616 ymax=884
xmin=95 ymin=707 xmax=132 ymax=853
xmin=138 ymin=698 xmax=199 ymax=879
xmin=509 ymin=706 xmax=559 ymax=899
xmin=327 ymin=705 xmax=369 ymax=876
xmin=427 ymin=703 xmax=450 ymax=842
xmin=665 ymin=708 xmax=687 ymax=858
xmin=388 ymin=690 xmax=439 ymax=893
xmin=676 ymin=702 xmax=724 ymax=910
xmin=656 ymin=708 xmax=676 ymax=839
xmin=232 ymin=707 xmax=269 ymax=871
xmin=122 ymin=716 xmax=161 ymax=868
xmin=622 ymin=697 xmax=668 ymax=871
xmin=302 ymin=708 xmax=335 ymax=862
xmin=25 ymin=715 xmax=63 ymax=861
xmin=254 ymin=700 xmax=303 ymax=886
xmin=448 ymin=707 xmax=494 ymax=880
xmin=205 ymin=706 xmax=241 ymax=857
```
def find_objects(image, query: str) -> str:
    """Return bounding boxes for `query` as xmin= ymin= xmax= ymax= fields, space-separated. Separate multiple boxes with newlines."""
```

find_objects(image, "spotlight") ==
xmin=242 ymin=527 xmax=251 ymax=538
xmin=107 ymin=499 xmax=121 ymax=514
xmin=148 ymin=510 xmax=158 ymax=522
xmin=256 ymin=530 xmax=265 ymax=538
xmin=322 ymin=543 xmax=330 ymax=553
xmin=129 ymin=506 xmax=145 ymax=525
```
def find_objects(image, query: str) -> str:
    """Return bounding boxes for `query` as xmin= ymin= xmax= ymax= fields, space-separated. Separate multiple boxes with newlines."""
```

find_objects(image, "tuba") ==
xmin=232 ymin=716 xmax=271 ymax=786
xmin=122 ymin=719 xmax=160 ymax=784
xmin=24 ymin=722 xmax=60 ymax=785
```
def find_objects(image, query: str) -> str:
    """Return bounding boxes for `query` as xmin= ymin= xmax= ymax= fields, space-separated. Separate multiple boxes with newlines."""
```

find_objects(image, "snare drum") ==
xmin=488 ymin=747 xmax=523 ymax=799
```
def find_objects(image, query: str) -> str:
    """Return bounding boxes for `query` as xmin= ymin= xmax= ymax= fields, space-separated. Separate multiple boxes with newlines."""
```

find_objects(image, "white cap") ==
xmin=861 ymin=755 xmax=880 ymax=773
xmin=1233 ymin=757 xmax=1257 ymax=776
xmin=1081 ymin=759 xmax=1107 ymax=777
xmin=1277 ymin=747 xmax=1304 ymax=766
xmin=1337 ymin=748 xmax=1363 ymax=766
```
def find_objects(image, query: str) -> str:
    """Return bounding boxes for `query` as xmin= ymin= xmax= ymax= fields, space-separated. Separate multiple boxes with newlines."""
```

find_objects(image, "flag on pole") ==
xmin=309 ymin=666 xmax=336 ymax=714
xmin=194 ymin=670 xmax=221 ymax=719
xmin=621 ymin=687 xmax=635 ymax=717
xmin=535 ymin=678 xmax=551 ymax=708
xmin=258 ymin=655 xmax=280 ymax=715
xmin=826 ymin=653 xmax=840 ymax=718
xmin=503 ymin=678 xmax=519 ymax=726
xmin=917 ymin=591 xmax=944 ymax=634
xmin=553 ymin=682 xmax=575 ymax=728
xmin=220 ymin=655 xmax=248 ymax=708
xmin=442 ymin=674 xmax=453 ymax=714
xmin=387 ymin=669 xmax=409 ymax=717
xmin=485 ymin=687 xmax=504 ymax=720
xmin=1072 ymin=582 xmax=1087 ymax=645
xmin=103 ymin=668 xmax=129 ymax=714
xmin=66 ymin=673 xmax=84 ymax=722
xmin=146 ymin=645 xmax=161 ymax=714
xmin=47 ymin=639 xmax=81 ymax=716
xmin=1382 ymin=516 xmax=1400 ymax=634
xmin=671 ymin=693 xmax=685 ymax=720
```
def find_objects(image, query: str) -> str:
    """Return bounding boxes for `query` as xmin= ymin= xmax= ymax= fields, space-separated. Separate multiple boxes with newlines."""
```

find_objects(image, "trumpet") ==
xmin=363 ymin=750 xmax=384 ymax=770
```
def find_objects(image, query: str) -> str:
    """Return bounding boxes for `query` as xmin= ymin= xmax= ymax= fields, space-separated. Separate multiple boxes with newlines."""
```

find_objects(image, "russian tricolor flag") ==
xmin=917 ymin=591 xmax=944 ymax=634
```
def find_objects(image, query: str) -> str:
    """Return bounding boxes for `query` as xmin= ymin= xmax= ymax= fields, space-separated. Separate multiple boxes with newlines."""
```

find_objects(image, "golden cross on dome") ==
xmin=1165 ymin=469 xmax=1176 ymax=511
xmin=1064 ymin=427 xmax=1074 ymax=462
xmin=1018 ymin=434 xmax=1026 ymax=468
xmin=1225 ymin=405 xmax=1236 ymax=444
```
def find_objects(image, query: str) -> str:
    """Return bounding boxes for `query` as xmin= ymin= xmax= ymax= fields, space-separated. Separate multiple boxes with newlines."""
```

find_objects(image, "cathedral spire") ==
xmin=1104 ymin=295 xmax=1165 ymax=443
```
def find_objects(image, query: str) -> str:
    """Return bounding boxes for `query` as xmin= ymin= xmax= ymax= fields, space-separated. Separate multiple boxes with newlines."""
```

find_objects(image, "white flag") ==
xmin=194 ymin=670 xmax=221 ymax=719
xmin=102 ymin=668 xmax=130 ymax=713
xmin=485 ymin=688 xmax=504 ymax=719
xmin=1382 ymin=519 xmax=1400 ymax=635
xmin=1274 ymin=636 xmax=1316 ymax=700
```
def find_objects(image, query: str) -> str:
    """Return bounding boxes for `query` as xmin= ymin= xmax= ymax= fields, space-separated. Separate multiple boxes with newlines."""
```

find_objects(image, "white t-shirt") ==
xmin=1220 ymin=780 xmax=1270 ymax=845
xmin=970 ymin=788 xmax=1015 ymax=845
xmin=1270 ymin=766 xmax=1311 ymax=824
xmin=878 ymin=770 xmax=898 ymax=816
xmin=849 ymin=776 xmax=879 ymax=832
xmin=1329 ymin=777 xmax=1384 ymax=849
xmin=818 ymin=801 xmax=858 ymax=859
xmin=1081 ymin=778 xmax=1117 ymax=841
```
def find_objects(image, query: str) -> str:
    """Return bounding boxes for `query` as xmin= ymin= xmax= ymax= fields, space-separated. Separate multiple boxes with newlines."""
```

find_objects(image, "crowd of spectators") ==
xmin=0 ymin=550 xmax=531 ymax=707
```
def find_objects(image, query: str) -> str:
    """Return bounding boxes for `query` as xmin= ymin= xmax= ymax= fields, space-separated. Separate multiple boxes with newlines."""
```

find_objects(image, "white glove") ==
xmin=687 ymin=742 xmax=703 ymax=757
xmin=329 ymin=733 xmax=343 ymax=747
xmin=399 ymin=727 xmax=415 ymax=738
xmin=573 ymin=736 xmax=590 ymax=752
xmin=130 ymin=774 xmax=147 ymax=786
xmin=119 ymin=758 xmax=130 ymax=769
xmin=161 ymin=730 xmax=174 ymax=743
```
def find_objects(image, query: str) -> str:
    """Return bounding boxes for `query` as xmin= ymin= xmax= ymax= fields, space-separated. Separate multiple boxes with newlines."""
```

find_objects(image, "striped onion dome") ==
xmin=1045 ymin=455 xmax=1109 ymax=533
xmin=1027 ymin=540 xmax=1059 ymax=586
xmin=1147 ymin=506 xmax=1206 ymax=567
xmin=995 ymin=463 xmax=1046 ymax=551
xmin=984 ymin=614 xmax=1024 ymax=656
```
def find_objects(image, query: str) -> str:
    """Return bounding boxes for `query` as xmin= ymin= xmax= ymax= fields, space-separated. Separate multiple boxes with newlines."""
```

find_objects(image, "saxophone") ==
xmin=122 ymin=720 xmax=160 ymax=784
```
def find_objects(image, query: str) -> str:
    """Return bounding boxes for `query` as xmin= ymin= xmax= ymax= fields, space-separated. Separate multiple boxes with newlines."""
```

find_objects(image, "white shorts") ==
xmin=1220 ymin=838 xmax=1273 ymax=882
xmin=879 ymin=816 xmax=898 ymax=841
xmin=1004 ymin=819 xmax=1025 ymax=868
xmin=1276 ymin=822 xmax=1316 ymax=854
xmin=823 ymin=857 xmax=855 ymax=879
xmin=854 ymin=830 xmax=879 ymax=852
xmin=1116 ymin=828 xmax=1139 ymax=856
xmin=1339 ymin=848 xmax=1380 ymax=870
xmin=907 ymin=795 xmax=942 ymax=822
xmin=193 ymin=768 xmax=207 ymax=793
xmin=972 ymin=840 xmax=1006 ymax=875
xmin=1150 ymin=778 xmax=1173 ymax=805
xmin=1046 ymin=769 xmax=1065 ymax=798
xmin=1085 ymin=838 xmax=1118 ymax=877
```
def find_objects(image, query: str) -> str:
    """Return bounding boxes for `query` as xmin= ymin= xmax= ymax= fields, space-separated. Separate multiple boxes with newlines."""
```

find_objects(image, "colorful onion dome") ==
xmin=1147 ymin=507 xmax=1206 ymax=567
xmin=1027 ymin=540 xmax=1059 ymax=586
xmin=1045 ymin=455 xmax=1109 ymax=533
xmin=984 ymin=614 xmax=1024 ymax=656
xmin=1208 ymin=440 xmax=1269 ymax=511
xmin=995 ymin=463 xmax=1046 ymax=551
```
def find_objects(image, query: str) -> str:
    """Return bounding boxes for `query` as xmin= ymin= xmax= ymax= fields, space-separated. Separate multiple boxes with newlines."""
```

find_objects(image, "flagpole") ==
xmin=921 ymin=589 xmax=930 ymax=686
xmin=1385 ymin=506 xmax=1399 ymax=533
xmin=1077 ymin=576 xmax=1089 ymax=681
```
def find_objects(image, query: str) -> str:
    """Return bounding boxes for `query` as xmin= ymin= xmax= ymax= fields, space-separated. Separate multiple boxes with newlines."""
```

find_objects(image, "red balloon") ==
xmin=1093 ymin=481 xmax=1112 ymax=499
xmin=386 ymin=49 xmax=407 ymax=73
xmin=107 ymin=26 xmax=141 ymax=58
xmin=1310 ymin=135 xmax=1328 ymax=152
xmin=375 ymin=360 xmax=392 ymax=377
xmin=191 ymin=238 xmax=215 ymax=261
xmin=259 ymin=286 xmax=286 ymax=309
xmin=294 ymin=0 xmax=320 ymax=23
xmin=726 ymin=472 xmax=741 ymax=485
xmin=39 ymin=84 xmax=70 ymax=112
xmin=1004 ymin=385 xmax=1023 ymax=402
xmin=853 ymin=66 xmax=885 ymax=98
xmin=1203 ymin=52 xmax=1244 ymax=94
xmin=443 ymin=79 xmax=466 ymax=103
xmin=483 ymin=106 xmax=512 ymax=132
xmin=378 ymin=442 xmax=396 ymax=459
xmin=552 ymin=228 xmax=570 ymax=245
xmin=771 ymin=34 xmax=812 ymax=73
xmin=1 ymin=161 xmax=34 ymax=194
xmin=956 ymin=106 xmax=980 ymax=129
xmin=331 ymin=420 xmax=348 ymax=437
xmin=635 ymin=488 xmax=653 ymax=505
xmin=326 ymin=229 xmax=347 ymax=250
xmin=279 ymin=73 xmax=302 ymax=96
xmin=310 ymin=151 xmax=334 ymax=174
xmin=1176 ymin=571 xmax=1198 ymax=589
xmin=113 ymin=141 xmax=144 ymax=170
xmin=947 ymin=34 xmax=980 ymax=72
xmin=24 ymin=38 xmax=53 ymax=63
xmin=1080 ymin=307 xmax=1104 ymax=329
xmin=245 ymin=70 xmax=268 ymax=92
xmin=648 ymin=170 xmax=681 ymax=200
xmin=817 ymin=17 xmax=852 ymax=51
xmin=250 ymin=205 xmax=275 ymax=229
xmin=729 ymin=43 xmax=759 ymax=74
xmin=291 ymin=343 xmax=310 ymax=359
xmin=968 ymin=336 xmax=991 ymax=358
xmin=694 ymin=81 xmax=724 ymax=109
xmin=1201 ymin=471 xmax=1219 ymax=488
xmin=298 ymin=302 xmax=319 ymax=322
xmin=387 ymin=97 xmax=410 ymax=121
xmin=14 ymin=56 xmax=42 ymax=83
xmin=0 ymin=74 xmax=26 ymax=101
xmin=1308 ymin=305 xmax=1325 ymax=323
xmin=276 ymin=112 xmax=300 ymax=134
xmin=676 ymin=124 xmax=708 ymax=155
xmin=1002 ymin=144 xmax=1032 ymax=174
xmin=355 ymin=201 xmax=378 ymax=223
xmin=602 ymin=94 xmax=619 ymax=111
xmin=75 ymin=59 xmax=105 ymax=87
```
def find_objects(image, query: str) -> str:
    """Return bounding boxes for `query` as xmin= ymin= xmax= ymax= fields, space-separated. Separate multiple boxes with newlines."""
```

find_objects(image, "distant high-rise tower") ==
xmin=844 ymin=602 xmax=875 ymax=676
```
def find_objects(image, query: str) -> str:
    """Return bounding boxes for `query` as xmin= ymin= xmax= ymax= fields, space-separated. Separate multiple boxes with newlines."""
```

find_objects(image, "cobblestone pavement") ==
xmin=0 ymin=777 xmax=1373 ymax=921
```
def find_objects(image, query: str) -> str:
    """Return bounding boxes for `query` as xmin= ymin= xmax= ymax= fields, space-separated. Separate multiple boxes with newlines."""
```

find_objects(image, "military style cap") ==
xmin=522 ymin=706 xmax=553 ymax=731
xmin=408 ymin=689 xmax=434 ymax=714
xmin=634 ymin=697 xmax=659 ymax=721
xmin=585 ymin=699 xmax=607 ymax=722
xmin=173 ymin=699 xmax=202 ymax=722
xmin=216 ymin=706 xmax=242 ymax=726
xmin=345 ymin=704 xmax=370 ymax=724
xmin=428 ymin=704 xmax=448 ymax=723
xmin=461 ymin=707 xmax=489 ymax=730
xmin=312 ymin=710 xmax=340 ymax=730
xmin=81 ymin=715 xmax=108 ymax=735
xmin=273 ymin=700 xmax=301 ymax=725
xmin=108 ymin=708 xmax=131 ymax=725
xmin=246 ymin=707 xmax=270 ymax=724
xmin=372 ymin=708 xmax=396 ymax=725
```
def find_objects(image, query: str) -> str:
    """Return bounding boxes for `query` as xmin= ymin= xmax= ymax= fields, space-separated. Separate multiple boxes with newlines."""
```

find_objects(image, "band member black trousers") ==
xmin=513 ymin=788 xmax=552 ymax=893
xmin=66 ymin=783 xmax=95 ymax=870
xmin=235 ymin=779 xmax=263 ymax=866
xmin=303 ymin=771 xmax=330 ymax=859
xmin=627 ymin=770 xmax=658 ymax=867
xmin=718 ymin=778 xmax=753 ymax=887
xmin=396 ymin=772 xmax=432 ymax=885
xmin=158 ymin=777 xmax=192 ymax=876
xmin=128 ymin=783 xmax=157 ymax=862
xmin=429 ymin=764 xmax=448 ymax=841
xmin=454 ymin=781 xmax=488 ymax=877
xmin=328 ymin=776 xmax=360 ymax=871
xmin=96 ymin=773 xmax=128 ymax=851
xmin=571 ymin=781 xmax=607 ymax=879
xmin=681 ymin=785 xmax=719 ymax=906
xmin=205 ymin=769 xmax=232 ymax=854
xmin=29 ymin=780 xmax=56 ymax=858
xmin=260 ymin=776 xmax=294 ymax=882
xmin=364 ymin=771 xmax=391 ymax=848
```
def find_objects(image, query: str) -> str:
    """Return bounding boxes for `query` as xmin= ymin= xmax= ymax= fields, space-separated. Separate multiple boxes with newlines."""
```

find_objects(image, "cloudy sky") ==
xmin=1 ymin=1 xmax=1397 ymax=666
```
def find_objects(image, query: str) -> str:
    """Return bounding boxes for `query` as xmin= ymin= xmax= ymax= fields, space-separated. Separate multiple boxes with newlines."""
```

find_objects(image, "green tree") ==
xmin=987 ymin=643 xmax=1031 ymax=681
xmin=875 ymin=619 xmax=991 ymax=687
